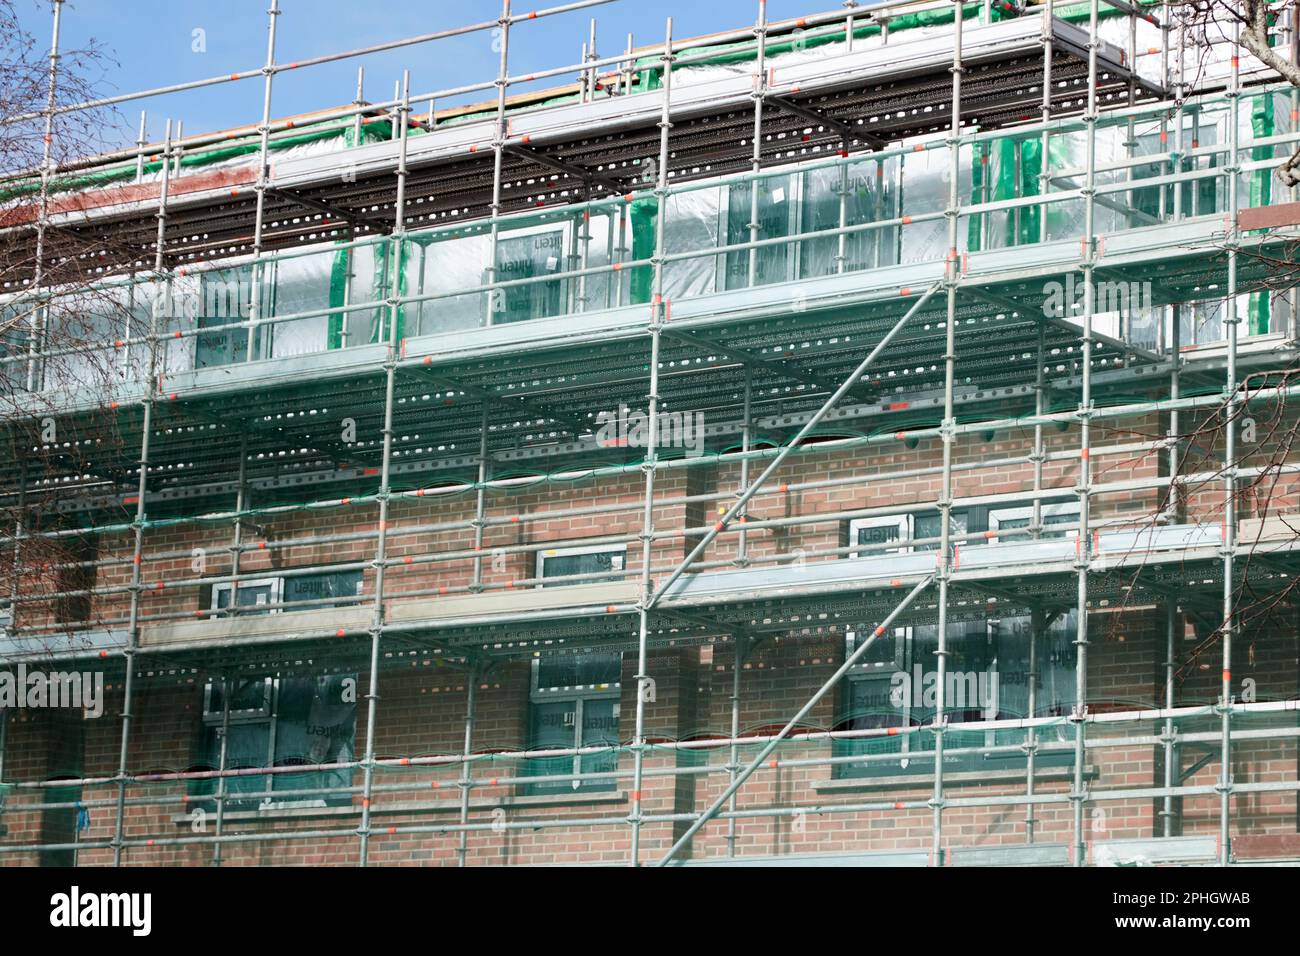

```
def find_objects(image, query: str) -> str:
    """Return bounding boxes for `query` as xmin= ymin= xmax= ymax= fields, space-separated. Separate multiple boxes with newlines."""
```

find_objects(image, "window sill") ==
xmin=812 ymin=765 xmax=1095 ymax=794
xmin=172 ymin=791 xmax=627 ymax=826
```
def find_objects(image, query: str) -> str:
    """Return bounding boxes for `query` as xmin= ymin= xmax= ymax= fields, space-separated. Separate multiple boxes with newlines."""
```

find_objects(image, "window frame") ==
xmin=839 ymin=502 xmax=1079 ymax=780
xmin=202 ymin=677 xmax=274 ymax=725
xmin=535 ymin=543 xmax=628 ymax=589
xmin=209 ymin=569 xmax=364 ymax=615
xmin=987 ymin=500 xmax=1081 ymax=543
xmin=847 ymin=514 xmax=912 ymax=557
xmin=525 ymin=652 xmax=622 ymax=795
xmin=196 ymin=675 xmax=357 ymax=810
xmin=210 ymin=577 xmax=282 ymax=616
xmin=491 ymin=219 xmax=573 ymax=323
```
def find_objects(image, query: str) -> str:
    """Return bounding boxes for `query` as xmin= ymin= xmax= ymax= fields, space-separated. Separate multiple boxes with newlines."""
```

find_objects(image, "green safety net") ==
xmin=1248 ymin=87 xmax=1275 ymax=334
xmin=326 ymin=122 xmax=402 ymax=349
xmin=629 ymin=196 xmax=658 ymax=305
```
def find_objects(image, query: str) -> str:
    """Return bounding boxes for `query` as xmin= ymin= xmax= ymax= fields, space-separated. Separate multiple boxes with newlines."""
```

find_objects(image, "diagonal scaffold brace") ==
xmin=645 ymin=279 xmax=941 ymax=865
xmin=646 ymin=280 xmax=942 ymax=610
xmin=656 ymin=572 xmax=936 ymax=866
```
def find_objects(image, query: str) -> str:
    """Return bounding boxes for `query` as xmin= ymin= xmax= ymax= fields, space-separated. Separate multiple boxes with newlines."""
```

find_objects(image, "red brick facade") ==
xmin=2 ymin=415 xmax=1297 ymax=866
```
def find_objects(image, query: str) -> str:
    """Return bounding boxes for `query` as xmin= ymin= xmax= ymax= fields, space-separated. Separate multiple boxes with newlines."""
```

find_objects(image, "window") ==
xmin=0 ymin=306 xmax=28 ymax=393
xmin=209 ymin=569 xmax=363 ymax=616
xmin=836 ymin=613 xmax=1078 ymax=780
xmin=724 ymin=175 xmax=794 ymax=289
xmin=838 ymin=501 xmax=1080 ymax=779
xmin=192 ymin=264 xmax=260 ymax=367
xmin=799 ymin=160 xmax=894 ymax=278
xmin=988 ymin=501 xmax=1080 ymax=542
xmin=849 ymin=500 xmax=1080 ymax=554
xmin=192 ymin=675 xmax=357 ymax=810
xmin=212 ymin=577 xmax=280 ymax=616
xmin=536 ymin=545 xmax=627 ymax=588
xmin=494 ymin=226 xmax=568 ymax=323
xmin=525 ymin=651 xmax=622 ymax=795
xmin=848 ymin=510 xmax=966 ymax=555
xmin=848 ymin=515 xmax=910 ymax=556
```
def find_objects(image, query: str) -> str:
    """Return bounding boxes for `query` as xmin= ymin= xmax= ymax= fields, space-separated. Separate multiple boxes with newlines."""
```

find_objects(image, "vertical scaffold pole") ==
xmin=357 ymin=70 xmax=410 ymax=868
xmin=244 ymin=0 xmax=280 ymax=363
xmin=1162 ymin=303 xmax=1182 ymax=838
xmin=353 ymin=66 xmax=365 ymax=145
xmin=1 ymin=473 xmax=25 ymax=831
xmin=124 ymin=110 xmax=149 ymax=380
xmin=26 ymin=0 xmax=62 ymax=394
xmin=1172 ymin=10 xmax=1186 ymax=222
xmin=725 ymin=635 xmax=749 ymax=857
xmin=1218 ymin=17 xmax=1242 ymax=868
xmin=212 ymin=435 xmax=249 ymax=867
xmin=747 ymin=0 xmax=768 ymax=289
xmin=134 ymin=110 xmax=148 ymax=183
xmin=484 ymin=0 xmax=512 ymax=327
xmin=931 ymin=0 xmax=964 ymax=867
xmin=1025 ymin=322 xmax=1047 ymax=843
xmin=736 ymin=367 xmax=752 ymax=566
xmin=1029 ymin=1 xmax=1050 ymax=837
xmin=471 ymin=404 xmax=490 ymax=591
xmin=211 ymin=674 xmax=232 ymax=865
xmin=1161 ymin=602 xmax=1178 ymax=836
xmin=0 ymin=707 xmax=7 ymax=792
xmin=1070 ymin=0 xmax=1100 ymax=868
xmin=456 ymin=660 xmax=480 ymax=867
xmin=113 ymin=118 xmax=173 ymax=868
xmin=629 ymin=16 xmax=673 ymax=867
xmin=1026 ymin=608 xmax=1042 ymax=842
xmin=1039 ymin=0 xmax=1054 ymax=244
xmin=622 ymin=32 xmax=635 ymax=96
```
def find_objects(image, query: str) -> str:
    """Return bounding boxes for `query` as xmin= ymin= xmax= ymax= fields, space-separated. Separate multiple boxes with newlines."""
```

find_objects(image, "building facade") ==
xmin=2 ymin=0 xmax=1300 ymax=866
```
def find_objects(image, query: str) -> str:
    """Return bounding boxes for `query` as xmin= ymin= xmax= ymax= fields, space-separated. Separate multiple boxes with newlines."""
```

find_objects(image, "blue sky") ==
xmin=19 ymin=0 xmax=820 ymax=151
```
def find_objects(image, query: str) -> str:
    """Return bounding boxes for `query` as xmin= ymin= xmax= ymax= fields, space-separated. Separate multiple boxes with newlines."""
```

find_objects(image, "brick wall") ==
xmin=3 ymin=417 xmax=1298 ymax=866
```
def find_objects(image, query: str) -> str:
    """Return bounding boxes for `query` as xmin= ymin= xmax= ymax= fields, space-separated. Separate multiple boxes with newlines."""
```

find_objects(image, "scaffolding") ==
xmin=1 ymin=0 xmax=1299 ymax=867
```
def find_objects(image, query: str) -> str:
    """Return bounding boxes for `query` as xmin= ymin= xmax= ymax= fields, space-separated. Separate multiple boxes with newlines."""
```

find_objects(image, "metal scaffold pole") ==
xmin=657 ymin=574 xmax=937 ymax=866
xmin=211 ymin=674 xmax=233 ymax=866
xmin=1026 ymin=608 xmax=1042 ymax=842
xmin=736 ymin=366 xmax=753 ymax=566
xmin=471 ymin=405 xmax=491 ymax=591
xmin=353 ymin=66 xmax=365 ymax=145
xmin=23 ymin=0 xmax=61 ymax=393
xmin=748 ymin=0 xmax=768 ymax=289
xmin=628 ymin=15 xmax=674 ymax=868
xmin=931 ymin=0 xmax=964 ymax=867
xmin=1070 ymin=0 xmax=1100 ymax=868
xmin=357 ymin=70 xmax=411 ymax=867
xmin=1161 ymin=300 xmax=1182 ymax=838
xmin=1025 ymin=321 xmax=1047 ymax=843
xmin=456 ymin=659 xmax=480 ymax=867
xmin=1218 ymin=16 xmax=1242 ymax=868
xmin=113 ymin=117 xmax=173 ymax=868
xmin=1039 ymin=0 xmax=1053 ymax=244
xmin=1161 ymin=602 xmax=1178 ymax=836
xmin=484 ymin=0 xmax=513 ymax=327
xmin=244 ymin=0 xmax=280 ymax=363
xmin=0 ymin=475 xmax=23 ymax=813
xmin=725 ymin=635 xmax=750 ymax=857
xmin=212 ymin=436 xmax=249 ymax=867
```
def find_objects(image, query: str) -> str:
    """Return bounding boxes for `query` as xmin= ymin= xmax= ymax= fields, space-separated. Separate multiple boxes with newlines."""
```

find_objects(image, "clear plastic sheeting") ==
xmin=1 ymin=78 xmax=1290 ymax=390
